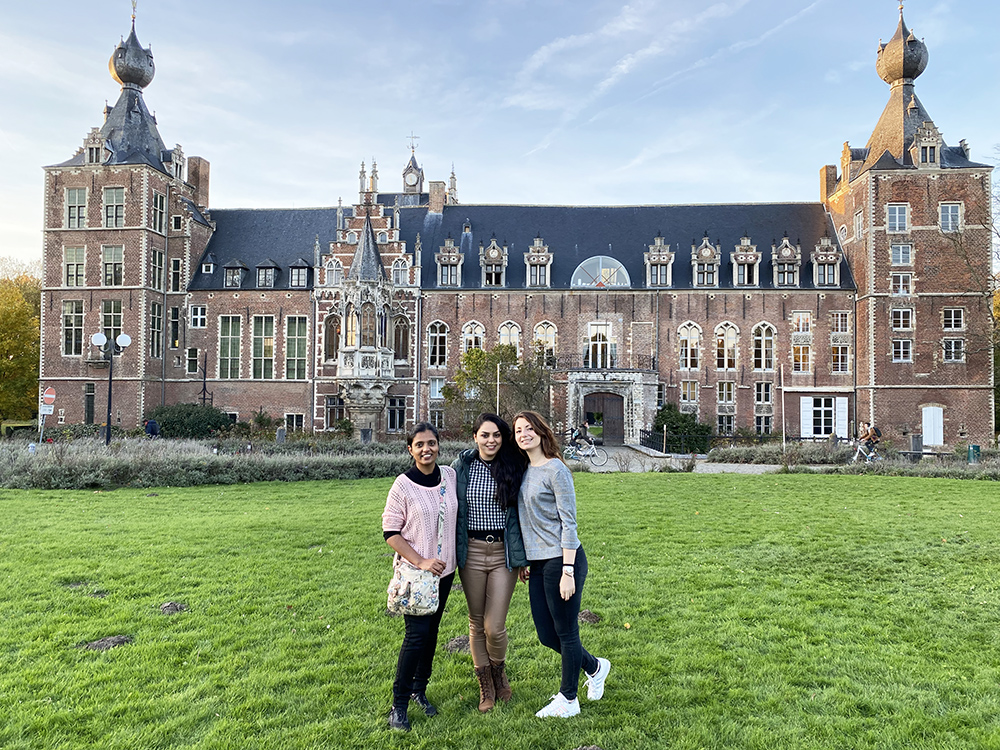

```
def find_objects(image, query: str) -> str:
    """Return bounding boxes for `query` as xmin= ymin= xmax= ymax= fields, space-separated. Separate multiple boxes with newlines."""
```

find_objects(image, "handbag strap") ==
xmin=436 ymin=477 xmax=447 ymax=559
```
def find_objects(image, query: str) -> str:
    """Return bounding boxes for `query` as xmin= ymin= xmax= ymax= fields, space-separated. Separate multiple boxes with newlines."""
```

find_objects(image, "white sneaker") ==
xmin=535 ymin=692 xmax=580 ymax=718
xmin=585 ymin=657 xmax=611 ymax=700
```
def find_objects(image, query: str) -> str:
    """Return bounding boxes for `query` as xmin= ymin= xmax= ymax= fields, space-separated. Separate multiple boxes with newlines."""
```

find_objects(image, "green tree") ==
xmin=444 ymin=343 xmax=552 ymax=433
xmin=0 ymin=275 xmax=41 ymax=421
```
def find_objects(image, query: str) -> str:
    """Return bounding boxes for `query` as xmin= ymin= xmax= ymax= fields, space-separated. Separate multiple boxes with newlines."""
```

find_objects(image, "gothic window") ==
xmin=678 ymin=323 xmax=700 ymax=370
xmin=392 ymin=259 xmax=408 ymax=286
xmin=715 ymin=323 xmax=738 ymax=370
xmin=360 ymin=302 xmax=376 ymax=347
xmin=393 ymin=318 xmax=410 ymax=361
xmin=752 ymin=324 xmax=775 ymax=371
xmin=498 ymin=321 xmax=521 ymax=352
xmin=534 ymin=321 xmax=557 ymax=367
xmin=324 ymin=316 xmax=341 ymax=360
xmin=344 ymin=305 xmax=358 ymax=348
xmin=326 ymin=258 xmax=344 ymax=286
xmin=462 ymin=321 xmax=485 ymax=352
xmin=428 ymin=321 xmax=448 ymax=367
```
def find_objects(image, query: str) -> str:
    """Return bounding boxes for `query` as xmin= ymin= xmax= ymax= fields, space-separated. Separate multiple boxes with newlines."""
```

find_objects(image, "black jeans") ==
xmin=392 ymin=572 xmax=455 ymax=710
xmin=528 ymin=547 xmax=599 ymax=700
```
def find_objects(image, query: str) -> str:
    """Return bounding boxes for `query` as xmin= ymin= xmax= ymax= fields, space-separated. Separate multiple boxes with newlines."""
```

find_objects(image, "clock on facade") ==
xmin=404 ymin=172 xmax=418 ymax=186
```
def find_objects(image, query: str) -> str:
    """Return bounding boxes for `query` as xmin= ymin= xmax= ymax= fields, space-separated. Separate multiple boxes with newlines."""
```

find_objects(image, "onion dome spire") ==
xmin=109 ymin=14 xmax=155 ymax=89
xmin=875 ymin=6 xmax=928 ymax=85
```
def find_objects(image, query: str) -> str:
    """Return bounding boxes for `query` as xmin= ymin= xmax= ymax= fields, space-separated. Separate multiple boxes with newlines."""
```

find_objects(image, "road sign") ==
xmin=39 ymin=404 xmax=54 ymax=415
xmin=42 ymin=387 xmax=56 ymax=405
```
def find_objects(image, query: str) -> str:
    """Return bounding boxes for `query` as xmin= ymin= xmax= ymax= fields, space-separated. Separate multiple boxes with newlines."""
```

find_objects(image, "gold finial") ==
xmin=132 ymin=0 xmax=137 ymax=23
xmin=407 ymin=132 xmax=420 ymax=153
xmin=899 ymin=1 xmax=904 ymax=13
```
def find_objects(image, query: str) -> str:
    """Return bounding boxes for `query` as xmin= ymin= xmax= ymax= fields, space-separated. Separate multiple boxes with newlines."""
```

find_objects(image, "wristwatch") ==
xmin=562 ymin=565 xmax=575 ymax=576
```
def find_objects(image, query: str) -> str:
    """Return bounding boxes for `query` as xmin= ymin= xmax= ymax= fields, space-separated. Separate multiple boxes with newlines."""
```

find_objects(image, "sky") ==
xmin=1 ymin=0 xmax=997 ymax=265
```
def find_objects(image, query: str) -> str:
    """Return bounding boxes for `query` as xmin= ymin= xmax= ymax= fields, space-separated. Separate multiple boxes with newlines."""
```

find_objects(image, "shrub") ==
xmin=146 ymin=403 xmax=235 ymax=439
xmin=652 ymin=403 xmax=713 ymax=453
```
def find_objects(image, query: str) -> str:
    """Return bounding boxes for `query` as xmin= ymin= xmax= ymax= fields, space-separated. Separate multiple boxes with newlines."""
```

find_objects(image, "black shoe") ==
xmin=387 ymin=706 xmax=411 ymax=731
xmin=410 ymin=691 xmax=438 ymax=716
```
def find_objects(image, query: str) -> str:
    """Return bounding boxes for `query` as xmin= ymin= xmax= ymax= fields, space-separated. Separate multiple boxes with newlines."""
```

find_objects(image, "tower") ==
xmin=39 ymin=15 xmax=212 ymax=429
xmin=821 ymin=7 xmax=994 ymax=447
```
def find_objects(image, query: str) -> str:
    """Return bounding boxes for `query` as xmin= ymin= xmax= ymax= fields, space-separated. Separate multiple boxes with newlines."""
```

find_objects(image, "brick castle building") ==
xmin=39 ymin=9 xmax=994 ymax=447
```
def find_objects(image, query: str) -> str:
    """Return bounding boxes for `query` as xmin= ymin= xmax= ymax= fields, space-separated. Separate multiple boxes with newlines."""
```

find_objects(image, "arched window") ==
xmin=325 ymin=258 xmax=343 ymax=286
xmin=571 ymin=256 xmax=631 ymax=288
xmin=753 ymin=324 xmax=775 ymax=371
xmin=534 ymin=321 xmax=557 ymax=366
xmin=428 ymin=321 xmax=448 ymax=367
xmin=344 ymin=304 xmax=358 ymax=348
xmin=715 ymin=323 xmax=738 ymax=370
xmin=462 ymin=321 xmax=485 ymax=353
xmin=498 ymin=321 xmax=521 ymax=351
xmin=360 ymin=303 xmax=376 ymax=347
xmin=323 ymin=315 xmax=341 ymax=360
xmin=378 ymin=231 xmax=388 ymax=243
xmin=392 ymin=259 xmax=408 ymax=286
xmin=679 ymin=323 xmax=701 ymax=370
xmin=393 ymin=317 xmax=410 ymax=361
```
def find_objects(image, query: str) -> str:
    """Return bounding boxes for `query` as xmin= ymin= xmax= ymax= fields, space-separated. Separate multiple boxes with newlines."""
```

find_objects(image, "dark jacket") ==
xmin=452 ymin=448 xmax=528 ymax=570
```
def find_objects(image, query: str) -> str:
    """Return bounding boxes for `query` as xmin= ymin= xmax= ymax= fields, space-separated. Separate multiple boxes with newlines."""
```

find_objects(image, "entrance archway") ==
xmin=583 ymin=392 xmax=624 ymax=445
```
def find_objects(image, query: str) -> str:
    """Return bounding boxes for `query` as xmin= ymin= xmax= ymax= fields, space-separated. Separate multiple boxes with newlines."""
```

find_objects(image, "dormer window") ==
xmin=572 ymin=256 xmax=631 ymax=288
xmin=645 ymin=235 xmax=674 ymax=288
xmin=691 ymin=237 xmax=720 ymax=288
xmin=731 ymin=235 xmax=760 ymax=288
xmin=88 ymin=146 xmax=102 ymax=164
xmin=436 ymin=236 xmax=463 ymax=287
xmin=289 ymin=267 xmax=308 ymax=288
xmin=256 ymin=262 xmax=278 ymax=288
xmin=524 ymin=235 xmax=553 ymax=288
xmin=812 ymin=236 xmax=842 ymax=287
xmin=911 ymin=121 xmax=943 ymax=170
xmin=480 ymin=238 xmax=508 ymax=287
xmin=224 ymin=268 xmax=242 ymax=288
xmin=772 ymin=236 xmax=801 ymax=287
xmin=921 ymin=146 xmax=936 ymax=164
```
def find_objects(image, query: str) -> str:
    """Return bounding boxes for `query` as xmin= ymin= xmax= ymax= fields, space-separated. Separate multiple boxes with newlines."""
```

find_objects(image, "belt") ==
xmin=469 ymin=530 xmax=504 ymax=543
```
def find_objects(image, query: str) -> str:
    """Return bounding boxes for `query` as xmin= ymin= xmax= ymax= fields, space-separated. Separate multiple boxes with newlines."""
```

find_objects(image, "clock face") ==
xmin=405 ymin=172 xmax=418 ymax=186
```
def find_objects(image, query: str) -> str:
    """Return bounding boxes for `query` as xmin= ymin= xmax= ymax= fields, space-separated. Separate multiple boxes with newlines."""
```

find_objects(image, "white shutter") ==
xmin=922 ymin=406 xmax=944 ymax=446
xmin=800 ymin=396 xmax=813 ymax=438
xmin=835 ymin=397 xmax=848 ymax=438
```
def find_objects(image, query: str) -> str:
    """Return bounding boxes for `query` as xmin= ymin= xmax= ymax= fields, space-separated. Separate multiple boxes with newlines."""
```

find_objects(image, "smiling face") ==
xmin=474 ymin=420 xmax=502 ymax=461
xmin=407 ymin=429 xmax=439 ymax=473
xmin=513 ymin=417 xmax=541 ymax=454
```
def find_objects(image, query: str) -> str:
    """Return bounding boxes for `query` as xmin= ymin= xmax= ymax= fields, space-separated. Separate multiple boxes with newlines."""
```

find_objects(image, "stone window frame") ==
xmin=428 ymin=321 xmax=449 ymax=368
xmin=190 ymin=305 xmax=207 ymax=328
xmin=891 ymin=273 xmax=912 ymax=296
xmin=644 ymin=235 xmax=674 ymax=288
xmin=942 ymin=338 xmax=965 ymax=363
xmin=62 ymin=300 xmax=84 ymax=357
xmin=754 ymin=381 xmax=772 ymax=405
xmin=498 ymin=320 xmax=522 ymax=355
xmin=942 ymin=307 xmax=965 ymax=331
xmin=151 ymin=191 xmax=166 ymax=234
xmin=752 ymin=323 xmax=776 ymax=371
xmin=524 ymin=236 xmax=553 ymax=289
xmin=680 ymin=380 xmax=699 ymax=404
xmin=886 ymin=203 xmax=909 ymax=233
xmin=462 ymin=320 xmax=485 ymax=353
xmin=831 ymin=345 xmax=850 ymax=373
xmin=892 ymin=339 xmax=913 ymax=363
xmin=285 ymin=315 xmax=308 ymax=380
xmin=150 ymin=301 xmax=163 ymax=359
xmin=393 ymin=317 xmax=410 ymax=362
xmin=731 ymin=235 xmax=760 ymax=289
xmin=717 ymin=414 xmax=735 ymax=435
xmin=103 ymin=187 xmax=125 ymax=228
xmin=792 ymin=344 xmax=811 ymax=373
xmin=251 ymin=315 xmax=276 ymax=380
xmin=939 ymin=203 xmax=962 ymax=233
xmin=533 ymin=321 xmax=558 ymax=366
xmin=714 ymin=322 xmax=738 ymax=371
xmin=480 ymin=239 xmax=508 ymax=288
xmin=64 ymin=247 xmax=86 ymax=287
xmin=891 ymin=308 xmax=914 ymax=331
xmin=716 ymin=381 xmax=736 ymax=405
xmin=66 ymin=188 xmax=87 ymax=229
xmin=102 ymin=245 xmax=124 ymax=287
xmin=890 ymin=243 xmax=913 ymax=266
xmin=831 ymin=312 xmax=850 ymax=334
xmin=791 ymin=311 xmax=812 ymax=334
xmin=387 ymin=396 xmax=407 ymax=433
xmin=678 ymin=322 xmax=701 ymax=371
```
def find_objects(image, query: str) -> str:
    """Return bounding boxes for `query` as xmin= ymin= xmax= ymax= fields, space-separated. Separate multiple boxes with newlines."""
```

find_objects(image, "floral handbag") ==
xmin=386 ymin=482 xmax=447 ymax=616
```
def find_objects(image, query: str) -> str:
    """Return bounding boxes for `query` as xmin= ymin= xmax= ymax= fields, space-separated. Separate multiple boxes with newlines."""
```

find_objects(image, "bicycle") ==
xmin=563 ymin=439 xmax=609 ymax=467
xmin=851 ymin=440 xmax=882 ymax=464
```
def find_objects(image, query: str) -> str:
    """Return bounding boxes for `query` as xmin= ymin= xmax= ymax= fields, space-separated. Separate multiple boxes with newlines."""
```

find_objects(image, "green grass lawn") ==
xmin=2 ymin=474 xmax=1000 ymax=749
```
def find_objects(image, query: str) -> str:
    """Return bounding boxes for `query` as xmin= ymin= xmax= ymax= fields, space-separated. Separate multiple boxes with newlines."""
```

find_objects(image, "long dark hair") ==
xmin=512 ymin=410 xmax=564 ymax=462
xmin=473 ymin=413 xmax=526 ymax=510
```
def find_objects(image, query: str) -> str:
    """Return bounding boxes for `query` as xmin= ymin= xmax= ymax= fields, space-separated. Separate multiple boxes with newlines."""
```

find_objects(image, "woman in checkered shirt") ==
xmin=452 ymin=413 xmax=528 ymax=712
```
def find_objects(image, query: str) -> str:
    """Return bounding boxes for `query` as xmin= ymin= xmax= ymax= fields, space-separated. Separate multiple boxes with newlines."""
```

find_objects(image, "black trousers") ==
xmin=392 ymin=572 xmax=455 ymax=709
xmin=528 ymin=547 xmax=599 ymax=700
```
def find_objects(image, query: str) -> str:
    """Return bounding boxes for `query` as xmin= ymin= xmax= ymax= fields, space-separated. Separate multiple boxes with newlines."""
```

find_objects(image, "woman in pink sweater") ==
xmin=382 ymin=422 xmax=458 ymax=732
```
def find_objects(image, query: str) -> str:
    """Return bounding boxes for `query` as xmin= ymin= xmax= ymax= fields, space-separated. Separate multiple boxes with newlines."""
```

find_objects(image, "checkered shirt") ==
xmin=466 ymin=457 xmax=506 ymax=532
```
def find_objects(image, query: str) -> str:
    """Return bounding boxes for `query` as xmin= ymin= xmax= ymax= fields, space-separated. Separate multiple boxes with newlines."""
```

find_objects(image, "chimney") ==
xmin=819 ymin=165 xmax=838 ymax=205
xmin=187 ymin=156 xmax=211 ymax=208
xmin=428 ymin=181 xmax=446 ymax=213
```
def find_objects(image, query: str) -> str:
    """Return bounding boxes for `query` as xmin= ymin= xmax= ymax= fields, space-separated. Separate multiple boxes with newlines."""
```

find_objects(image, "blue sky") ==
xmin=1 ymin=0 xmax=996 ymax=265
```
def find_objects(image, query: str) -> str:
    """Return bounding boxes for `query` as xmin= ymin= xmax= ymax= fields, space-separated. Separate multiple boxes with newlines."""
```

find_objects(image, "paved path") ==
xmin=569 ymin=445 xmax=784 ymax=474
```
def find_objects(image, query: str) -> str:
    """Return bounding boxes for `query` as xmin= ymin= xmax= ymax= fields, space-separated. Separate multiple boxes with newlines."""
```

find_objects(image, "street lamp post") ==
xmin=91 ymin=331 xmax=132 ymax=446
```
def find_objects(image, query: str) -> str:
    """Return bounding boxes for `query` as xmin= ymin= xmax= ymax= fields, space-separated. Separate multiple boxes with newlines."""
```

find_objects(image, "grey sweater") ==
xmin=517 ymin=458 xmax=580 ymax=560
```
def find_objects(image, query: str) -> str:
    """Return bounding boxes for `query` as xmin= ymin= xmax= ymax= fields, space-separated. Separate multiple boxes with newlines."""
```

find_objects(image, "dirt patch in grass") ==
xmin=446 ymin=635 xmax=470 ymax=654
xmin=578 ymin=609 xmax=601 ymax=624
xmin=79 ymin=635 xmax=133 ymax=651
xmin=159 ymin=601 xmax=187 ymax=615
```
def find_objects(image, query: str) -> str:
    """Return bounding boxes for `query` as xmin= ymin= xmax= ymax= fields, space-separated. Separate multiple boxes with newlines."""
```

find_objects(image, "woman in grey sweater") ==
xmin=512 ymin=411 xmax=611 ymax=719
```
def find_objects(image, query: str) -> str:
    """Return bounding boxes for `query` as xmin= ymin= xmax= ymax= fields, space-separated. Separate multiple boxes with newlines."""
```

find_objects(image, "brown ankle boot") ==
xmin=474 ymin=665 xmax=496 ymax=712
xmin=490 ymin=660 xmax=512 ymax=703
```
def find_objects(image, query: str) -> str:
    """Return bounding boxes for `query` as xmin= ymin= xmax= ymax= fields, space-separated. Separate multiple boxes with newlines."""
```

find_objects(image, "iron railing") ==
xmin=548 ymin=354 xmax=657 ymax=372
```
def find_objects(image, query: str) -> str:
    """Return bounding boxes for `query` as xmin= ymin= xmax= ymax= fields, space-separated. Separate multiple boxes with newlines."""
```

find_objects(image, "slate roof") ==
xmin=189 ymin=207 xmax=338 ymax=291
xmin=189 ymin=200 xmax=853 ymax=292
xmin=399 ymin=202 xmax=854 ymax=291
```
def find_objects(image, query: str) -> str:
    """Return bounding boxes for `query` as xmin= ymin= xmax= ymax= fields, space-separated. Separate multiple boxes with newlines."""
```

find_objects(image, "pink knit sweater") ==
xmin=382 ymin=466 xmax=458 ymax=576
